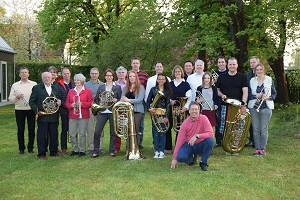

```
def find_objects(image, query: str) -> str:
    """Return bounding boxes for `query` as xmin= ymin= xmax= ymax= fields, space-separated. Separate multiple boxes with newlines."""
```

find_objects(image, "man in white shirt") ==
xmin=187 ymin=59 xmax=205 ymax=101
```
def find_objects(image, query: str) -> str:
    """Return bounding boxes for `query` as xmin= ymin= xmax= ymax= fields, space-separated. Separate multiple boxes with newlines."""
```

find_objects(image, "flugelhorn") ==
xmin=222 ymin=98 xmax=252 ymax=153
xmin=12 ymin=86 xmax=29 ymax=106
xmin=172 ymin=97 xmax=188 ymax=132
xmin=112 ymin=102 xmax=142 ymax=160
xmin=196 ymin=91 xmax=213 ymax=111
xmin=150 ymin=90 xmax=170 ymax=133
xmin=36 ymin=93 xmax=60 ymax=120
xmin=73 ymin=94 xmax=81 ymax=115
xmin=254 ymin=87 xmax=270 ymax=112
xmin=92 ymin=91 xmax=114 ymax=116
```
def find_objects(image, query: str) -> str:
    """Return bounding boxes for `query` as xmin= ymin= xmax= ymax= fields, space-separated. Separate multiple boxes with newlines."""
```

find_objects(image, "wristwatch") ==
xmin=194 ymin=134 xmax=199 ymax=139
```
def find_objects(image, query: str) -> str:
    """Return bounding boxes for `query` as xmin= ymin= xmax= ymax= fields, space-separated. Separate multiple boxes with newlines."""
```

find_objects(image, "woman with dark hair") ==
xmin=147 ymin=73 xmax=172 ymax=159
xmin=92 ymin=69 xmax=122 ymax=158
xmin=248 ymin=64 xmax=276 ymax=156
xmin=120 ymin=70 xmax=145 ymax=155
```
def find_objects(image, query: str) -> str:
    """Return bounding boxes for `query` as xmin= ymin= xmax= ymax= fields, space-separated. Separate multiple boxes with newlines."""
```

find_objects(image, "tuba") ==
xmin=150 ymin=90 xmax=170 ymax=133
xmin=222 ymin=98 xmax=252 ymax=153
xmin=172 ymin=97 xmax=188 ymax=132
xmin=196 ymin=91 xmax=214 ymax=111
xmin=92 ymin=91 xmax=114 ymax=116
xmin=36 ymin=95 xmax=59 ymax=120
xmin=112 ymin=101 xmax=142 ymax=160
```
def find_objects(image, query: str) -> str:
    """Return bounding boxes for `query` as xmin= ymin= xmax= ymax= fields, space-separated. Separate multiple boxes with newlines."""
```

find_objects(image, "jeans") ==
xmin=176 ymin=138 xmax=214 ymax=164
xmin=153 ymin=124 xmax=166 ymax=152
xmin=249 ymin=108 xmax=272 ymax=150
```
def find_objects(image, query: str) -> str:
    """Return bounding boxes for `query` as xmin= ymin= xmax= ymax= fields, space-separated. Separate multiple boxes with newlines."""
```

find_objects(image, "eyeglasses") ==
xmin=105 ymin=75 xmax=113 ymax=77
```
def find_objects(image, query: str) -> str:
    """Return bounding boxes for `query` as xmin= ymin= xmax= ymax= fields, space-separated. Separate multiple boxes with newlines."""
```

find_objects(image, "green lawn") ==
xmin=0 ymin=104 xmax=300 ymax=200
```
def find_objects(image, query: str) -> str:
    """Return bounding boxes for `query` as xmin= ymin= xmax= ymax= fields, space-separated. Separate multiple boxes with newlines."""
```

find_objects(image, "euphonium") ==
xmin=211 ymin=69 xmax=219 ymax=85
xmin=112 ymin=101 xmax=142 ymax=160
xmin=150 ymin=90 xmax=170 ymax=133
xmin=36 ymin=95 xmax=59 ymax=120
xmin=222 ymin=98 xmax=252 ymax=153
xmin=196 ymin=91 xmax=213 ymax=111
xmin=92 ymin=91 xmax=114 ymax=116
xmin=172 ymin=97 xmax=188 ymax=132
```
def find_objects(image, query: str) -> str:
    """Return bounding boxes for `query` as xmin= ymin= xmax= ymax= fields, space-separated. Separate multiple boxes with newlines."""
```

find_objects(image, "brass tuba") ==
xmin=150 ymin=90 xmax=170 ymax=133
xmin=222 ymin=98 xmax=252 ymax=153
xmin=36 ymin=95 xmax=59 ymax=120
xmin=92 ymin=91 xmax=114 ymax=116
xmin=112 ymin=101 xmax=142 ymax=160
xmin=172 ymin=97 xmax=188 ymax=132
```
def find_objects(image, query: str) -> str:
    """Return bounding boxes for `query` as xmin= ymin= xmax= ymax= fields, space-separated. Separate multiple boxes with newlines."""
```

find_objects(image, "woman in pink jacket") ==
xmin=65 ymin=74 xmax=93 ymax=156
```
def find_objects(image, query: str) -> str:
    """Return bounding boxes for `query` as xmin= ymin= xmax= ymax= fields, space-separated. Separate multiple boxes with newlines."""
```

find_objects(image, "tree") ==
xmin=170 ymin=0 xmax=300 ymax=104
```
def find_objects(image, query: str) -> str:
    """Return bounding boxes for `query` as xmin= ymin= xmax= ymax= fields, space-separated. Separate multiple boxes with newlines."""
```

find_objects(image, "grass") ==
xmin=0 ymin=104 xmax=300 ymax=199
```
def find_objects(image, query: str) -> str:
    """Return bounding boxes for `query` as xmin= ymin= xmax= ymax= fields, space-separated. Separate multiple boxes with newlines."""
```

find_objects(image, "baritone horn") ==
xmin=196 ymin=91 xmax=213 ymax=111
xmin=36 ymin=94 xmax=60 ymax=120
xmin=92 ymin=91 xmax=114 ymax=116
xmin=172 ymin=97 xmax=188 ymax=132
xmin=222 ymin=98 xmax=252 ymax=153
xmin=150 ymin=90 xmax=170 ymax=133
xmin=112 ymin=101 xmax=142 ymax=160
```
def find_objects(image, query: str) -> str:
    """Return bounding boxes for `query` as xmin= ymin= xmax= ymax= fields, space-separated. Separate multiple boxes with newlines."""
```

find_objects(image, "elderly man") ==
xmin=85 ymin=68 xmax=103 ymax=154
xmin=187 ymin=59 xmax=205 ymax=102
xmin=171 ymin=102 xmax=214 ymax=171
xmin=9 ymin=67 xmax=37 ymax=154
xmin=29 ymin=72 xmax=61 ymax=160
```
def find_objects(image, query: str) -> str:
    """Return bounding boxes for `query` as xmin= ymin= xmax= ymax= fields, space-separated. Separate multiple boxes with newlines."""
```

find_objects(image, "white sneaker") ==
xmin=154 ymin=151 xmax=159 ymax=158
xmin=159 ymin=151 xmax=165 ymax=158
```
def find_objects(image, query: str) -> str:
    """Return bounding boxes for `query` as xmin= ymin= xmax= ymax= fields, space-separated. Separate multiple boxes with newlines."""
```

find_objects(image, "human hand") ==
xmin=162 ymin=118 xmax=169 ymax=124
xmin=188 ymin=135 xmax=197 ymax=146
xmin=171 ymin=160 xmax=178 ymax=169
xmin=57 ymin=99 xmax=62 ymax=106
xmin=180 ymin=107 xmax=187 ymax=113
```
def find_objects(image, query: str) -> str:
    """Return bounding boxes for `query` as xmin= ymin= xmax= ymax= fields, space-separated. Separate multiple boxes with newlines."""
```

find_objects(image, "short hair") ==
xmin=48 ymin=66 xmax=58 ymax=73
xmin=103 ymin=69 xmax=116 ymax=82
xmin=131 ymin=57 xmax=140 ymax=63
xmin=116 ymin=66 xmax=127 ymax=74
xmin=201 ymin=72 xmax=213 ymax=87
xmin=90 ymin=68 xmax=99 ymax=73
xmin=62 ymin=67 xmax=70 ymax=73
xmin=250 ymin=56 xmax=260 ymax=63
xmin=189 ymin=101 xmax=201 ymax=110
xmin=172 ymin=65 xmax=184 ymax=78
xmin=228 ymin=57 xmax=238 ymax=63
xmin=217 ymin=56 xmax=227 ymax=62
xmin=74 ymin=73 xmax=86 ymax=84
xmin=184 ymin=60 xmax=193 ymax=66
xmin=195 ymin=59 xmax=205 ymax=66
xmin=19 ymin=67 xmax=29 ymax=73
xmin=42 ymin=72 xmax=51 ymax=79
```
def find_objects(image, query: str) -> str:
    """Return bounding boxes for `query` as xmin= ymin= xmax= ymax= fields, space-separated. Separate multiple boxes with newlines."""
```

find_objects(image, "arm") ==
xmin=29 ymin=86 xmax=38 ymax=114
xmin=81 ymin=89 xmax=93 ymax=108
xmin=129 ymin=86 xmax=145 ymax=104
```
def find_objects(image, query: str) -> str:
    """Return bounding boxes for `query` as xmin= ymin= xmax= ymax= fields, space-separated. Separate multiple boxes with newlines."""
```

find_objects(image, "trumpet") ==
xmin=255 ymin=87 xmax=270 ymax=112
xmin=196 ymin=91 xmax=213 ymax=111
xmin=211 ymin=69 xmax=219 ymax=85
xmin=73 ymin=94 xmax=81 ymax=115
xmin=12 ymin=86 xmax=29 ymax=106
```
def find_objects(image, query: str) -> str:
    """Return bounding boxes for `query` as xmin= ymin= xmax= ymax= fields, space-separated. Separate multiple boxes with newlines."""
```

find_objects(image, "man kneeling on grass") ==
xmin=170 ymin=101 xmax=214 ymax=171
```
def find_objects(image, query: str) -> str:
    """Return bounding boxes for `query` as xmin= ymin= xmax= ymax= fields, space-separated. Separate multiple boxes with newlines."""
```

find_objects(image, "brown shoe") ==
xmin=39 ymin=156 xmax=47 ymax=160
xmin=61 ymin=149 xmax=67 ymax=155
xmin=54 ymin=153 xmax=61 ymax=157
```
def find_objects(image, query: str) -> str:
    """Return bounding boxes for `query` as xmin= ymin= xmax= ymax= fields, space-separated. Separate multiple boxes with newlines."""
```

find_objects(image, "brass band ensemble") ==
xmin=8 ymin=56 xmax=277 ymax=171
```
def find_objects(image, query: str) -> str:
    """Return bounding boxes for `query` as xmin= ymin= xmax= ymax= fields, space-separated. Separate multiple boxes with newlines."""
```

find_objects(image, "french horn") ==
xmin=222 ymin=98 xmax=252 ymax=153
xmin=112 ymin=101 xmax=142 ymax=160
xmin=172 ymin=97 xmax=188 ymax=132
xmin=36 ymin=95 xmax=59 ymax=120
xmin=92 ymin=91 xmax=114 ymax=116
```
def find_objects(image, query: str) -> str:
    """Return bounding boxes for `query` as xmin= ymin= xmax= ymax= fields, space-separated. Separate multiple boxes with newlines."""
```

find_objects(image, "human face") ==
xmin=228 ymin=59 xmax=238 ymax=73
xmin=117 ymin=69 xmax=127 ymax=80
xmin=131 ymin=59 xmax=140 ymax=72
xmin=255 ymin=66 xmax=265 ymax=77
xmin=128 ymin=72 xmax=136 ymax=84
xmin=218 ymin=58 xmax=227 ymax=71
xmin=19 ymin=69 xmax=29 ymax=80
xmin=105 ymin=72 xmax=114 ymax=83
xmin=62 ymin=69 xmax=71 ymax=82
xmin=49 ymin=69 xmax=57 ymax=80
xmin=189 ymin=104 xmax=200 ymax=120
xmin=203 ymin=74 xmax=211 ymax=85
xmin=174 ymin=68 xmax=182 ymax=79
xmin=250 ymin=58 xmax=259 ymax=70
xmin=195 ymin=61 xmax=204 ymax=74
xmin=74 ymin=79 xmax=83 ymax=87
xmin=42 ymin=72 xmax=52 ymax=86
xmin=90 ymin=69 xmax=99 ymax=81
xmin=184 ymin=62 xmax=193 ymax=74
xmin=157 ymin=75 xmax=166 ymax=87
xmin=155 ymin=63 xmax=163 ymax=74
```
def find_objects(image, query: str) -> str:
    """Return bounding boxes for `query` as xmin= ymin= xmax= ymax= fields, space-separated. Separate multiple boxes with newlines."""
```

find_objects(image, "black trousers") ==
xmin=15 ymin=110 xmax=36 ymax=151
xmin=165 ymin=110 xmax=173 ymax=151
xmin=60 ymin=113 xmax=69 ymax=150
xmin=37 ymin=122 xmax=58 ymax=157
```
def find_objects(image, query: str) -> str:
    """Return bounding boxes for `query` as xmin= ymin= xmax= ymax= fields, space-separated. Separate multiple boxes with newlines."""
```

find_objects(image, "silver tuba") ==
xmin=36 ymin=95 xmax=60 ymax=120
xmin=92 ymin=91 xmax=114 ymax=116
xmin=172 ymin=97 xmax=188 ymax=132
xmin=150 ymin=90 xmax=170 ymax=133
xmin=112 ymin=101 xmax=142 ymax=160
xmin=222 ymin=98 xmax=252 ymax=153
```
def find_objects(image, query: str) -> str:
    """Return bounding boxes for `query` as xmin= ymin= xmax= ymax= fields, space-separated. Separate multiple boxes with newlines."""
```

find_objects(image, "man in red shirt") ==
xmin=171 ymin=102 xmax=214 ymax=171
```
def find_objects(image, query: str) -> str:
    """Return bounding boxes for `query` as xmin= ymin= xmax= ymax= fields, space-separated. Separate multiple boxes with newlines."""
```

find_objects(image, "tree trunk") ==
xmin=198 ymin=50 xmax=208 ymax=69
xmin=269 ymin=57 xmax=289 ymax=104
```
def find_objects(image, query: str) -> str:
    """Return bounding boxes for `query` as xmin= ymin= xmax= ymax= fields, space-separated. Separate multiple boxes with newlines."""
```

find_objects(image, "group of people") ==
xmin=8 ymin=56 xmax=276 ymax=171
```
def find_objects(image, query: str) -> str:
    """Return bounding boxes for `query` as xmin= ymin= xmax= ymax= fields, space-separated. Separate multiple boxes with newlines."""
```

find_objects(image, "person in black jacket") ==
xmin=147 ymin=73 xmax=172 ymax=159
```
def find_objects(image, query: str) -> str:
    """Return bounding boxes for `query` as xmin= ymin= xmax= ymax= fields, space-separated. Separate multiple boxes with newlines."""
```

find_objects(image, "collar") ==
xmin=90 ymin=79 xmax=100 ymax=84
xmin=116 ymin=80 xmax=126 ymax=84
xmin=75 ymin=86 xmax=85 ymax=93
xmin=105 ymin=82 xmax=116 ymax=86
xmin=18 ymin=80 xmax=30 ymax=84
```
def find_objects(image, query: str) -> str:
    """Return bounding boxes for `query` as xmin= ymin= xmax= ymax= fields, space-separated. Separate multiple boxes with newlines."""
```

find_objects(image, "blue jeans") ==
xmin=176 ymin=138 xmax=214 ymax=164
xmin=153 ymin=124 xmax=166 ymax=152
